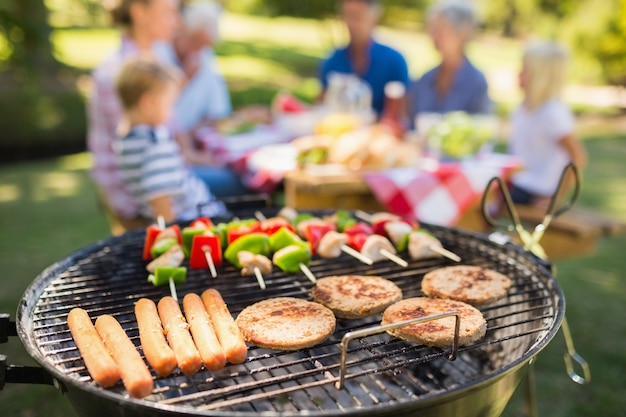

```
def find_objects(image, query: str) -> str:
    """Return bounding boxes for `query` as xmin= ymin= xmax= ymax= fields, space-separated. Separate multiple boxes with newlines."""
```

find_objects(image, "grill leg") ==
xmin=522 ymin=360 xmax=538 ymax=417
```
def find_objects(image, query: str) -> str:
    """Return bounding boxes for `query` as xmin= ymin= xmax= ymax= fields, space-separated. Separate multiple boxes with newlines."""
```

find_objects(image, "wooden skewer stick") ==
xmin=253 ymin=267 xmax=266 ymax=290
xmin=354 ymin=210 xmax=372 ymax=223
xmin=202 ymin=246 xmax=218 ymax=278
xmin=254 ymin=211 xmax=267 ymax=222
xmin=168 ymin=275 xmax=178 ymax=301
xmin=341 ymin=245 xmax=373 ymax=265
xmin=156 ymin=216 xmax=179 ymax=300
xmin=299 ymin=263 xmax=317 ymax=283
xmin=429 ymin=245 xmax=461 ymax=262
xmin=379 ymin=248 xmax=408 ymax=267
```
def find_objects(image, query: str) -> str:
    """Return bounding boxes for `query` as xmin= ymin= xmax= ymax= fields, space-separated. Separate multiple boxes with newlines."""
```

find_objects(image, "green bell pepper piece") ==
xmin=147 ymin=266 xmax=187 ymax=286
xmin=336 ymin=210 xmax=357 ymax=232
xmin=211 ymin=223 xmax=228 ymax=249
xmin=223 ymin=232 xmax=270 ymax=268
xmin=397 ymin=230 xmax=436 ymax=253
xmin=268 ymin=227 xmax=308 ymax=253
xmin=292 ymin=212 xmax=314 ymax=226
xmin=150 ymin=237 xmax=178 ymax=259
xmin=273 ymin=245 xmax=311 ymax=273
xmin=181 ymin=227 xmax=208 ymax=257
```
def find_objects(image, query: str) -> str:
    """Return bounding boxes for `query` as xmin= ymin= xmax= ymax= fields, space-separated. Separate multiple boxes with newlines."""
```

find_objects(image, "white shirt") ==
xmin=508 ymin=99 xmax=574 ymax=196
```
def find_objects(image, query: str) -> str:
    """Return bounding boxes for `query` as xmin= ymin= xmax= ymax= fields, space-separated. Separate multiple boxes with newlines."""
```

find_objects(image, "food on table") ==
xmin=237 ymin=251 xmax=272 ymax=276
xmin=134 ymin=298 xmax=177 ymax=377
xmin=67 ymin=308 xmax=120 ymax=387
xmin=311 ymin=275 xmax=402 ymax=319
xmin=201 ymin=289 xmax=248 ymax=364
xmin=94 ymin=314 xmax=153 ymax=399
xmin=421 ymin=266 xmax=512 ymax=306
xmin=235 ymin=297 xmax=336 ymax=351
xmin=157 ymin=296 xmax=203 ymax=376
xmin=272 ymin=90 xmax=309 ymax=114
xmin=294 ymin=125 xmax=421 ymax=171
xmin=146 ymin=244 xmax=184 ymax=273
xmin=426 ymin=111 xmax=494 ymax=159
xmin=223 ymin=233 xmax=271 ymax=268
xmin=382 ymin=297 xmax=486 ymax=348
xmin=182 ymin=293 xmax=227 ymax=371
xmin=316 ymin=231 xmax=348 ymax=259
xmin=189 ymin=233 xmax=222 ymax=270
xmin=147 ymin=266 xmax=187 ymax=287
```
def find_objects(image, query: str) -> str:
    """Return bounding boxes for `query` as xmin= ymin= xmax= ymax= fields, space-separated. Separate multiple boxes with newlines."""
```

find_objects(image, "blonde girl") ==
xmin=508 ymin=41 xmax=587 ymax=206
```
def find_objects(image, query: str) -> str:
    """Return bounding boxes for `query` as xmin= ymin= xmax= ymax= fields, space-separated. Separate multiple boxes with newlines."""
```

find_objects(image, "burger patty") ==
xmin=421 ymin=265 xmax=512 ymax=306
xmin=311 ymin=275 xmax=403 ymax=319
xmin=235 ymin=297 xmax=336 ymax=351
xmin=382 ymin=297 xmax=486 ymax=348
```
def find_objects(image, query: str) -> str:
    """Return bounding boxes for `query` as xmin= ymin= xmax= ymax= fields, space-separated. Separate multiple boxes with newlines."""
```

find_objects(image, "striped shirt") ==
xmin=114 ymin=125 xmax=225 ymax=220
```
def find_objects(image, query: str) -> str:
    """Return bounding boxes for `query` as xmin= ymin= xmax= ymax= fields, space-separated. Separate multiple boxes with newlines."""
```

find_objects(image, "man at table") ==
xmin=318 ymin=0 xmax=409 ymax=119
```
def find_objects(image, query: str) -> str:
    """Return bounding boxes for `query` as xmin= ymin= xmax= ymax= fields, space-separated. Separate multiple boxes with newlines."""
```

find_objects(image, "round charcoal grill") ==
xmin=4 ymin=214 xmax=564 ymax=417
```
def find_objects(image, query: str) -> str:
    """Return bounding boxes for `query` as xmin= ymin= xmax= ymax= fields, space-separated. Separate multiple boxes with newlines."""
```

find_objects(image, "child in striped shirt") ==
xmin=113 ymin=57 xmax=225 ymax=222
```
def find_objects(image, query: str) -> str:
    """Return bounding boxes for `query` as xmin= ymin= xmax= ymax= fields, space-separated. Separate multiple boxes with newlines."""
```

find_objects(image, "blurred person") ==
xmin=158 ymin=1 xmax=249 ymax=197
xmin=114 ymin=57 xmax=225 ymax=222
xmin=507 ymin=41 xmax=587 ymax=207
xmin=88 ymin=0 xmax=180 ymax=220
xmin=318 ymin=0 xmax=409 ymax=118
xmin=408 ymin=0 xmax=491 ymax=127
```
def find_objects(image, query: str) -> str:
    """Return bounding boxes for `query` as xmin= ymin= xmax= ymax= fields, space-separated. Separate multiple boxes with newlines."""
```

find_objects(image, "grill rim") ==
xmin=15 ymin=222 xmax=565 ymax=417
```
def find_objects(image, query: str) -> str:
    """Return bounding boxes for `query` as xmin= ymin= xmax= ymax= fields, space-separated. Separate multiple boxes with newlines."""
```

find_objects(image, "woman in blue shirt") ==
xmin=408 ymin=1 xmax=491 ymax=128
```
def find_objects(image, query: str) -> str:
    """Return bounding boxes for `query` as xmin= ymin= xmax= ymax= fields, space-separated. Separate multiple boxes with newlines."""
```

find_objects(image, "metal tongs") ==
xmin=480 ymin=163 xmax=590 ymax=416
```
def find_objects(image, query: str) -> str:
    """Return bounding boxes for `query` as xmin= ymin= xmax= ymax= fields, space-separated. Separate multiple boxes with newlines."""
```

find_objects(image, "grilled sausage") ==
xmin=182 ymin=293 xmax=227 ymax=371
xmin=94 ymin=314 xmax=153 ymax=398
xmin=157 ymin=296 xmax=203 ymax=375
xmin=201 ymin=289 xmax=248 ymax=364
xmin=134 ymin=298 xmax=177 ymax=377
xmin=67 ymin=308 xmax=120 ymax=387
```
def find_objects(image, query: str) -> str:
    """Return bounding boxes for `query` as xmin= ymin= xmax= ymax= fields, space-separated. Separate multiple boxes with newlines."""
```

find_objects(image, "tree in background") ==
xmin=589 ymin=0 xmax=626 ymax=86
xmin=0 ymin=0 xmax=86 ymax=161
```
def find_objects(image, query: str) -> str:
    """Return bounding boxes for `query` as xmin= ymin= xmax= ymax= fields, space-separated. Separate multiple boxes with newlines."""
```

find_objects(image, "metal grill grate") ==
xmin=20 ymin=221 xmax=562 ymax=415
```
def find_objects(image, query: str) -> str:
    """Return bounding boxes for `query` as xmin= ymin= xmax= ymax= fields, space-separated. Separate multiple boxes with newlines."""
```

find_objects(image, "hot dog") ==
xmin=157 ymin=296 xmax=203 ymax=375
xmin=94 ymin=314 xmax=153 ymax=398
xmin=134 ymin=298 xmax=177 ymax=377
xmin=201 ymin=289 xmax=248 ymax=364
xmin=182 ymin=293 xmax=227 ymax=371
xmin=67 ymin=308 xmax=120 ymax=387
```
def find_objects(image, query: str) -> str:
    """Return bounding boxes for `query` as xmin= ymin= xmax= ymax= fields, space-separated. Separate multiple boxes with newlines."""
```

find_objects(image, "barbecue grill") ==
xmin=1 ymin=212 xmax=565 ymax=417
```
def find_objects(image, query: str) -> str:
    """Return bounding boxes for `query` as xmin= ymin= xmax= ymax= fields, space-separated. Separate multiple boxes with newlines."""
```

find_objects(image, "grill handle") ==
xmin=0 ymin=314 xmax=54 ymax=390
xmin=337 ymin=311 xmax=461 ymax=389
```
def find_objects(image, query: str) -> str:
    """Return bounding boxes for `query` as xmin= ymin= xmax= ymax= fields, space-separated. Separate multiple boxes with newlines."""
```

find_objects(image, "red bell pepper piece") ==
xmin=371 ymin=218 xmax=417 ymax=239
xmin=142 ymin=225 xmax=163 ymax=260
xmin=227 ymin=222 xmax=262 ymax=244
xmin=344 ymin=222 xmax=373 ymax=237
xmin=304 ymin=223 xmax=336 ymax=255
xmin=189 ymin=234 xmax=223 ymax=269
xmin=347 ymin=233 xmax=369 ymax=252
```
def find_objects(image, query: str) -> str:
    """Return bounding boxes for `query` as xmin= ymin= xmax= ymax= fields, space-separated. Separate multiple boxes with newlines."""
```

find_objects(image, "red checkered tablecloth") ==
xmin=363 ymin=154 xmax=521 ymax=226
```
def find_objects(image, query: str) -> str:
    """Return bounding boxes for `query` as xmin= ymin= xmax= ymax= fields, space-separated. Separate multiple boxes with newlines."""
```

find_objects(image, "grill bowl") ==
xmin=16 ymin=218 xmax=564 ymax=417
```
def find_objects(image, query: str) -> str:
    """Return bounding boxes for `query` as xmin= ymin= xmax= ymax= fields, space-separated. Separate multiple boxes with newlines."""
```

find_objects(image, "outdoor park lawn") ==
xmin=1 ymin=11 xmax=625 ymax=417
